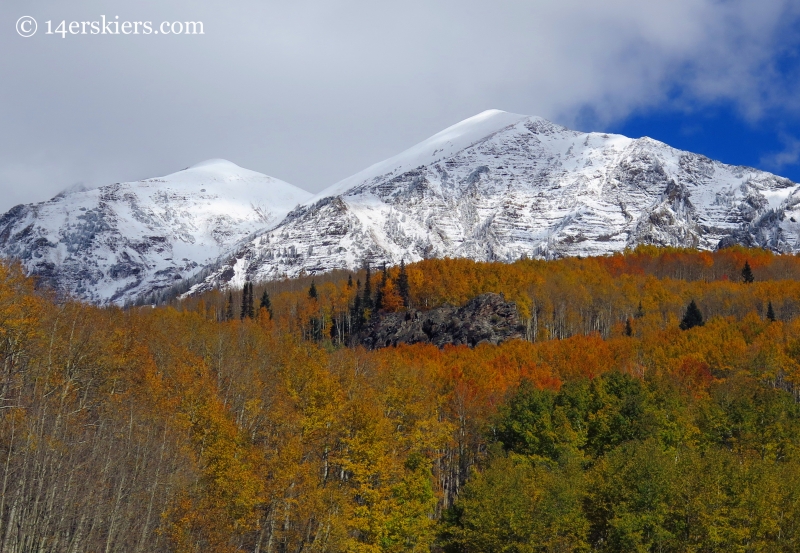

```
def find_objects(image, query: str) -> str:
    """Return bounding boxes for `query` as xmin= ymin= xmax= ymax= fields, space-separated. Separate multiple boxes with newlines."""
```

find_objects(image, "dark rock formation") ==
xmin=357 ymin=292 xmax=525 ymax=349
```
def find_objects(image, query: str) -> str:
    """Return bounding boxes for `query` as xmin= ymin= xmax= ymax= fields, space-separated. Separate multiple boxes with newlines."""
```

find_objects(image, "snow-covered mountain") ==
xmin=189 ymin=110 xmax=800 ymax=293
xmin=3 ymin=110 xmax=799 ymax=304
xmin=0 ymin=159 xmax=311 ymax=304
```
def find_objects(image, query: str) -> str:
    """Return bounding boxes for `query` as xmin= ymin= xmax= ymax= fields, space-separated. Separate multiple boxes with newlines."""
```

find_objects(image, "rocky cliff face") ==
xmin=357 ymin=293 xmax=524 ymax=349
xmin=189 ymin=110 xmax=800 ymax=295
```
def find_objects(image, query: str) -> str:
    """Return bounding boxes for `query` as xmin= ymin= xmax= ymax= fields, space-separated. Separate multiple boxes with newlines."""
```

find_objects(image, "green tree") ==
xmin=224 ymin=291 xmax=234 ymax=321
xmin=443 ymin=456 xmax=589 ymax=553
xmin=585 ymin=440 xmax=678 ymax=552
xmin=259 ymin=289 xmax=272 ymax=318
xmin=363 ymin=262 xmax=373 ymax=311
xmin=247 ymin=282 xmax=255 ymax=318
xmin=308 ymin=279 xmax=318 ymax=300
xmin=742 ymin=261 xmax=755 ymax=283
xmin=679 ymin=300 xmax=704 ymax=330
xmin=767 ymin=301 xmax=776 ymax=322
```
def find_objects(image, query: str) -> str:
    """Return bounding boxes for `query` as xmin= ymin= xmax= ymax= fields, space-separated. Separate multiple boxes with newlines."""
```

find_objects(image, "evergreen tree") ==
xmin=363 ymin=263 xmax=373 ymax=311
xmin=625 ymin=318 xmax=633 ymax=337
xmin=240 ymin=283 xmax=249 ymax=320
xmin=742 ymin=261 xmax=755 ymax=283
xmin=347 ymin=274 xmax=353 ymax=288
xmin=247 ymin=282 xmax=255 ymax=318
xmin=330 ymin=317 xmax=338 ymax=343
xmin=397 ymin=259 xmax=410 ymax=307
xmin=240 ymin=282 xmax=255 ymax=319
xmin=224 ymin=291 xmax=234 ymax=321
xmin=259 ymin=289 xmax=272 ymax=317
xmin=374 ymin=263 xmax=388 ymax=312
xmin=351 ymin=292 xmax=364 ymax=331
xmin=635 ymin=301 xmax=645 ymax=319
xmin=767 ymin=301 xmax=776 ymax=322
xmin=679 ymin=300 xmax=704 ymax=330
xmin=258 ymin=288 xmax=272 ymax=311
xmin=309 ymin=280 xmax=318 ymax=300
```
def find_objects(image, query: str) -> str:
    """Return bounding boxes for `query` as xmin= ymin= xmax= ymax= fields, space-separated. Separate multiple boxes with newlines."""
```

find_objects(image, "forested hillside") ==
xmin=3 ymin=247 xmax=800 ymax=552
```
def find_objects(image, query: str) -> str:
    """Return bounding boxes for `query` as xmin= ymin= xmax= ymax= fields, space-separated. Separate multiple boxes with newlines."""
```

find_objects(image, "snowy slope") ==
xmin=190 ymin=110 xmax=800 ymax=292
xmin=0 ymin=159 xmax=311 ymax=304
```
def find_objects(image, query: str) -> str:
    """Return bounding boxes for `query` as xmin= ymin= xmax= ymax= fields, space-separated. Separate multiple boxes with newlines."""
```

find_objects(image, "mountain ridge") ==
xmin=2 ymin=111 xmax=800 ymax=305
xmin=0 ymin=159 xmax=311 ymax=304
xmin=186 ymin=111 xmax=800 ymax=296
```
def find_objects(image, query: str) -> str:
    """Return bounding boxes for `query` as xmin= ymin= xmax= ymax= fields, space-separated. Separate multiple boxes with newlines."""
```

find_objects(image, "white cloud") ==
xmin=1 ymin=0 xmax=799 ymax=211
xmin=762 ymin=136 xmax=800 ymax=169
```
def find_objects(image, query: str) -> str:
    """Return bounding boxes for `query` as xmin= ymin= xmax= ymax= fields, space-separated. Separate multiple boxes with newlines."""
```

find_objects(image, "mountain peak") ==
xmin=188 ymin=113 xmax=800 ymax=291
xmin=0 ymin=160 xmax=311 ymax=305
xmin=186 ymin=158 xmax=242 ymax=171
xmin=317 ymin=109 xmax=531 ymax=199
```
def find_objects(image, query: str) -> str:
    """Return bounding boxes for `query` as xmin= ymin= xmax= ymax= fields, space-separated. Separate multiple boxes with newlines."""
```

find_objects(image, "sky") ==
xmin=2 ymin=0 xmax=800 ymax=213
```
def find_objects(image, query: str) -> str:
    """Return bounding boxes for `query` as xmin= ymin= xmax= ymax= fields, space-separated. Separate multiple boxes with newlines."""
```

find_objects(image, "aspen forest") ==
xmin=4 ymin=246 xmax=800 ymax=552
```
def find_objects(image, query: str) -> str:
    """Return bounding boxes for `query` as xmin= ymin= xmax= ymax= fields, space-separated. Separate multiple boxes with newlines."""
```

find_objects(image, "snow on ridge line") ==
xmin=187 ymin=109 xmax=800 ymax=295
xmin=312 ymin=109 xmax=531 ymax=201
xmin=0 ymin=158 xmax=314 ymax=305
xmin=187 ymin=158 xmax=241 ymax=170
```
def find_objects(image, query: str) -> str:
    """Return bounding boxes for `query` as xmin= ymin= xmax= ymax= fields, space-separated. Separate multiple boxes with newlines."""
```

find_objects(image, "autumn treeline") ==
xmin=1 ymin=247 xmax=800 ymax=551
xmin=183 ymin=246 xmax=800 ymax=344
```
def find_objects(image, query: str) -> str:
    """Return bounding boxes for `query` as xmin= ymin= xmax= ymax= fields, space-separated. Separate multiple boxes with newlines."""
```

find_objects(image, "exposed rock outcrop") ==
xmin=357 ymin=292 xmax=524 ymax=349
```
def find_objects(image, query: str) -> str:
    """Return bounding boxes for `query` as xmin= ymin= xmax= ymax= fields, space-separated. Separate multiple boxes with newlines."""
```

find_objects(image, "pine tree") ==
xmin=767 ymin=301 xmax=776 ymax=322
xmin=330 ymin=317 xmax=338 ymax=343
xmin=240 ymin=282 xmax=256 ymax=319
xmin=374 ymin=264 xmax=388 ymax=311
xmin=247 ymin=282 xmax=255 ymax=319
xmin=679 ymin=300 xmax=704 ymax=330
xmin=309 ymin=280 xmax=318 ymax=300
xmin=363 ymin=263 xmax=372 ymax=311
xmin=635 ymin=301 xmax=644 ymax=319
xmin=742 ymin=261 xmax=755 ymax=283
xmin=347 ymin=274 xmax=353 ymax=288
xmin=625 ymin=318 xmax=633 ymax=337
xmin=224 ymin=291 xmax=234 ymax=321
xmin=260 ymin=289 xmax=272 ymax=318
xmin=397 ymin=259 xmax=410 ymax=308
xmin=352 ymin=292 xmax=363 ymax=331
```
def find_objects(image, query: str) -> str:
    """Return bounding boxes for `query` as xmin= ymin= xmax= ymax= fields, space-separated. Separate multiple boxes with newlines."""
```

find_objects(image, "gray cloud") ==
xmin=1 ymin=0 xmax=799 ymax=213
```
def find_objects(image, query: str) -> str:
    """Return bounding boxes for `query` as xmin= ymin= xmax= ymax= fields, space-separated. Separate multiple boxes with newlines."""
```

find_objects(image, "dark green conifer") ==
xmin=374 ymin=263 xmax=388 ymax=311
xmin=625 ymin=318 xmax=633 ymax=337
xmin=309 ymin=280 xmax=318 ymax=300
xmin=679 ymin=300 xmax=704 ymax=330
xmin=224 ymin=291 xmax=234 ymax=321
xmin=767 ymin=301 xmax=776 ymax=322
xmin=260 ymin=289 xmax=272 ymax=318
xmin=742 ymin=261 xmax=755 ymax=283
xmin=363 ymin=263 xmax=372 ymax=310
xmin=240 ymin=282 xmax=255 ymax=319
xmin=352 ymin=292 xmax=364 ymax=331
